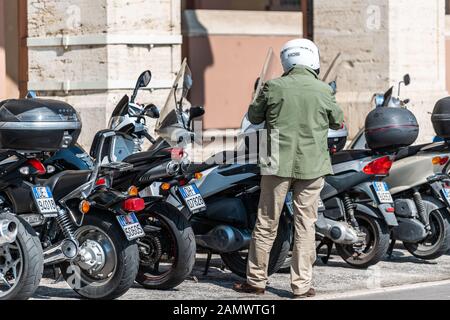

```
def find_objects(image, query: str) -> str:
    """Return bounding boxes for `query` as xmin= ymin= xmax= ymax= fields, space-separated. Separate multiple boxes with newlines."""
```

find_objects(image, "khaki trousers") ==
xmin=246 ymin=175 xmax=324 ymax=295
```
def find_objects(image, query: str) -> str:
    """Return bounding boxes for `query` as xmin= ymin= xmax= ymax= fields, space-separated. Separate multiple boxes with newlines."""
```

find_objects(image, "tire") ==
xmin=135 ymin=202 xmax=196 ymax=290
xmin=220 ymin=214 xmax=291 ymax=278
xmin=335 ymin=211 xmax=390 ymax=268
xmin=60 ymin=213 xmax=139 ymax=300
xmin=403 ymin=209 xmax=450 ymax=260
xmin=0 ymin=213 xmax=43 ymax=300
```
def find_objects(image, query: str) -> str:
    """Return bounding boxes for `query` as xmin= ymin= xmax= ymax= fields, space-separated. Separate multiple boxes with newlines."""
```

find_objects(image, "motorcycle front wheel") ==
xmin=403 ymin=209 xmax=450 ymax=260
xmin=60 ymin=213 xmax=139 ymax=300
xmin=335 ymin=212 xmax=390 ymax=268
xmin=135 ymin=203 xmax=196 ymax=290
xmin=220 ymin=214 xmax=291 ymax=278
xmin=0 ymin=213 xmax=43 ymax=300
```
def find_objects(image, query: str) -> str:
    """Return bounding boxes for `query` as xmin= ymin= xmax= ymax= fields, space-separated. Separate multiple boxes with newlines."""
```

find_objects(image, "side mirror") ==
xmin=188 ymin=106 xmax=205 ymax=126
xmin=403 ymin=74 xmax=411 ymax=86
xmin=26 ymin=91 xmax=37 ymax=99
xmin=328 ymin=81 xmax=337 ymax=95
xmin=144 ymin=104 xmax=160 ymax=119
xmin=131 ymin=70 xmax=152 ymax=103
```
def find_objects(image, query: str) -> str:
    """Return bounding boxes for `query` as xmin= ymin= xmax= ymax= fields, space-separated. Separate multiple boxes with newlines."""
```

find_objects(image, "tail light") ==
xmin=123 ymin=198 xmax=145 ymax=212
xmin=432 ymin=156 xmax=449 ymax=166
xmin=363 ymin=156 xmax=393 ymax=175
xmin=27 ymin=159 xmax=46 ymax=175
xmin=169 ymin=148 xmax=185 ymax=161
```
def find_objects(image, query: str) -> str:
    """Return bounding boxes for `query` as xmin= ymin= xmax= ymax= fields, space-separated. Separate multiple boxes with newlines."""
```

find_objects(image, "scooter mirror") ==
xmin=403 ymin=74 xmax=411 ymax=86
xmin=188 ymin=106 xmax=205 ymax=127
xmin=328 ymin=81 xmax=337 ymax=95
xmin=131 ymin=70 xmax=152 ymax=103
xmin=144 ymin=104 xmax=160 ymax=119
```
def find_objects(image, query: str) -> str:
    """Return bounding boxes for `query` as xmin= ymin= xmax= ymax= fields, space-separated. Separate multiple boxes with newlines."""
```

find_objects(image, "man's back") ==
xmin=248 ymin=65 xmax=344 ymax=180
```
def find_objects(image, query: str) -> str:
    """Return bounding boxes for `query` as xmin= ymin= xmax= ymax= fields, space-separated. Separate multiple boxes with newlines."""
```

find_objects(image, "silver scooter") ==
xmin=349 ymin=75 xmax=450 ymax=260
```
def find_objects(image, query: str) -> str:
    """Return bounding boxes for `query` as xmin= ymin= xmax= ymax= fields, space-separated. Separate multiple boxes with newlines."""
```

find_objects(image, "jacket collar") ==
xmin=284 ymin=66 xmax=319 ymax=79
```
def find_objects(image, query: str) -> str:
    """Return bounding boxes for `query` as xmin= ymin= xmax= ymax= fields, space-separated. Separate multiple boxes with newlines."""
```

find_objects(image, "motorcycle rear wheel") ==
xmin=220 ymin=215 xmax=291 ymax=278
xmin=135 ymin=203 xmax=196 ymax=290
xmin=335 ymin=212 xmax=390 ymax=268
xmin=403 ymin=209 xmax=450 ymax=260
xmin=60 ymin=213 xmax=139 ymax=300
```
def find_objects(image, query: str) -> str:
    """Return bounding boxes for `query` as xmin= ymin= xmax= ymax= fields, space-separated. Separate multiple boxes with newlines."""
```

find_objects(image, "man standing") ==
xmin=233 ymin=39 xmax=344 ymax=298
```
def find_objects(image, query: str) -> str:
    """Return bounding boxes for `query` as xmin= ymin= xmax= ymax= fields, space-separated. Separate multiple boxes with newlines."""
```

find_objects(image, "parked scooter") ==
xmin=349 ymin=76 xmax=450 ymax=260
xmin=0 ymin=214 xmax=43 ymax=300
xmin=0 ymin=98 xmax=145 ymax=299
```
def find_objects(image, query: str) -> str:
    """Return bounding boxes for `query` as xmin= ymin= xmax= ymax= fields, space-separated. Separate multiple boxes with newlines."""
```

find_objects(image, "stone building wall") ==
xmin=27 ymin=0 xmax=181 ymax=148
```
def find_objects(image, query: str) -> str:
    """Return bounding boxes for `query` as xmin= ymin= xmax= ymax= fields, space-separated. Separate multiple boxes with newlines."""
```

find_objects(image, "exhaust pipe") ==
xmin=316 ymin=214 xmax=361 ymax=245
xmin=196 ymin=225 xmax=251 ymax=253
xmin=0 ymin=219 xmax=18 ymax=246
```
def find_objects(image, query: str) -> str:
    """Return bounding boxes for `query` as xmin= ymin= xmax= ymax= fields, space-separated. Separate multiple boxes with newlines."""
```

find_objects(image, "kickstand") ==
xmin=317 ymin=239 xmax=333 ymax=264
xmin=387 ymin=238 xmax=396 ymax=259
xmin=204 ymin=251 xmax=212 ymax=276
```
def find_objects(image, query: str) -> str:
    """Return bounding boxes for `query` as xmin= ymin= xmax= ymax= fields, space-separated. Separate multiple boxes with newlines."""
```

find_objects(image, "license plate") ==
xmin=372 ymin=182 xmax=393 ymax=204
xmin=116 ymin=213 xmax=145 ymax=241
xmin=441 ymin=187 xmax=450 ymax=206
xmin=179 ymin=184 xmax=206 ymax=213
xmin=32 ymin=186 xmax=58 ymax=217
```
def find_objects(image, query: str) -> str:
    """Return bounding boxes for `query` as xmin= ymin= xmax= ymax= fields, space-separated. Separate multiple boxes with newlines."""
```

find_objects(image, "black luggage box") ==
xmin=0 ymin=99 xmax=81 ymax=152
xmin=431 ymin=97 xmax=450 ymax=139
xmin=365 ymin=107 xmax=419 ymax=151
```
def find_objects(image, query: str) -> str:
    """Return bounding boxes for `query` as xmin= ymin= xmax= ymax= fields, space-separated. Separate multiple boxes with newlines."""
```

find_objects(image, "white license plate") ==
xmin=32 ymin=186 xmax=58 ymax=217
xmin=442 ymin=188 xmax=450 ymax=206
xmin=116 ymin=213 xmax=145 ymax=241
xmin=179 ymin=184 xmax=206 ymax=213
xmin=373 ymin=182 xmax=393 ymax=204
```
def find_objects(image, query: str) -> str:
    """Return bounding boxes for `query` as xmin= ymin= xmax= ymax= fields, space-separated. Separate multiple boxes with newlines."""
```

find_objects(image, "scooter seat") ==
xmin=123 ymin=149 xmax=169 ymax=165
xmin=331 ymin=150 xmax=373 ymax=165
xmin=36 ymin=170 xmax=92 ymax=201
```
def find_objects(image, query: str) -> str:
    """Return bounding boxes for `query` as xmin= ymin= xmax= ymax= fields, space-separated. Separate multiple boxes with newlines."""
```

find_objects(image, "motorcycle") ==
xmin=0 ymin=97 xmax=146 ymax=299
xmin=0 ymin=214 xmax=43 ymax=300
xmin=45 ymin=70 xmax=197 ymax=290
xmin=349 ymin=75 xmax=450 ymax=260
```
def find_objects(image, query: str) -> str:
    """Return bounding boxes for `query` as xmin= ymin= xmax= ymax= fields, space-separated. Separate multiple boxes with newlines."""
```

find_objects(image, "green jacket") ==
xmin=248 ymin=66 xmax=344 ymax=180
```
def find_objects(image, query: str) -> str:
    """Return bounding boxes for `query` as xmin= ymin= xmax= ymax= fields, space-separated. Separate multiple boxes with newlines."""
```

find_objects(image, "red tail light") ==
xmin=27 ymin=159 xmax=46 ymax=175
xmin=122 ymin=198 xmax=145 ymax=212
xmin=169 ymin=148 xmax=184 ymax=161
xmin=96 ymin=178 xmax=107 ymax=186
xmin=363 ymin=156 xmax=393 ymax=175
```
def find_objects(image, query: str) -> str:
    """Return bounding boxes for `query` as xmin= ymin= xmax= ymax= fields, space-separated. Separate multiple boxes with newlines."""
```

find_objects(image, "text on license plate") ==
xmin=179 ymin=184 xmax=206 ymax=213
xmin=32 ymin=186 xmax=58 ymax=216
xmin=372 ymin=182 xmax=393 ymax=203
xmin=116 ymin=213 xmax=145 ymax=241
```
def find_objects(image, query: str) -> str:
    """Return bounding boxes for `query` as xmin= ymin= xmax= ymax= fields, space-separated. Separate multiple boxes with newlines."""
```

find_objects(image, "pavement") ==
xmin=32 ymin=246 xmax=450 ymax=300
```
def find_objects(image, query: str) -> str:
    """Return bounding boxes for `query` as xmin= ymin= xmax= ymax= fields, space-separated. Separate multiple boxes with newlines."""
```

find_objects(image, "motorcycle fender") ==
xmin=355 ymin=203 xmax=398 ymax=227
xmin=352 ymin=182 xmax=378 ymax=203
xmin=142 ymin=198 xmax=191 ymax=222
xmin=421 ymin=194 xmax=446 ymax=214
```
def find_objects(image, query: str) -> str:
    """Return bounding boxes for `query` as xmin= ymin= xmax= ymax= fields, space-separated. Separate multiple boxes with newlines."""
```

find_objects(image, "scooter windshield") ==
xmin=155 ymin=58 xmax=193 ymax=145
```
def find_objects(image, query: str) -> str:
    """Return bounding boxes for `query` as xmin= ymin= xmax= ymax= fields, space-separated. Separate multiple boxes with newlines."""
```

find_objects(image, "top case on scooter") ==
xmin=432 ymin=97 xmax=450 ymax=139
xmin=365 ymin=107 xmax=419 ymax=151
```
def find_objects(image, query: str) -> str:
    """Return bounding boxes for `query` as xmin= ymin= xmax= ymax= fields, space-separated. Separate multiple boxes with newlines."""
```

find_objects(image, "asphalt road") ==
xmin=33 ymin=246 xmax=450 ymax=300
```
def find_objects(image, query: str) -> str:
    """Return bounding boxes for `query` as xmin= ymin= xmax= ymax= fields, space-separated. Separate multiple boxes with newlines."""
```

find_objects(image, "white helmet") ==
xmin=280 ymin=38 xmax=320 ymax=74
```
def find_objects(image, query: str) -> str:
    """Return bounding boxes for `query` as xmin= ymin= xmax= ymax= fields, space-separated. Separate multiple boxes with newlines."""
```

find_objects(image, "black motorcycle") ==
xmin=0 ymin=97 xmax=144 ymax=299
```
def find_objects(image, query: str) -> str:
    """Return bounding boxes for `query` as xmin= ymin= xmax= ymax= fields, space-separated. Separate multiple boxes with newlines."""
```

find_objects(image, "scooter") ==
xmin=349 ymin=75 xmax=450 ymax=260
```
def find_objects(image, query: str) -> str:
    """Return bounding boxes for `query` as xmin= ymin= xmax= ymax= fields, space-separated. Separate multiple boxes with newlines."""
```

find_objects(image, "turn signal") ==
xmin=386 ymin=207 xmax=395 ymax=213
xmin=194 ymin=172 xmax=203 ymax=180
xmin=160 ymin=183 xmax=171 ymax=191
xmin=432 ymin=156 xmax=449 ymax=166
xmin=363 ymin=156 xmax=393 ymax=175
xmin=128 ymin=186 xmax=139 ymax=196
xmin=79 ymin=200 xmax=90 ymax=214
xmin=123 ymin=198 xmax=145 ymax=212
